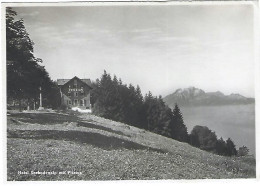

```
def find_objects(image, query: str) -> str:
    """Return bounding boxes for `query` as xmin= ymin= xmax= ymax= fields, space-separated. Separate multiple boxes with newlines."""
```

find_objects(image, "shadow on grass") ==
xmin=9 ymin=113 xmax=79 ymax=124
xmin=77 ymin=121 xmax=130 ymax=137
xmin=8 ymin=129 xmax=166 ymax=153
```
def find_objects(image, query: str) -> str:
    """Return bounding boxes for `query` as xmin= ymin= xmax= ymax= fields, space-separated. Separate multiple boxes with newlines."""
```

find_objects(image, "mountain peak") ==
xmin=207 ymin=91 xmax=225 ymax=97
xmin=228 ymin=93 xmax=246 ymax=100
xmin=174 ymin=87 xmax=205 ymax=97
xmin=163 ymin=87 xmax=254 ymax=107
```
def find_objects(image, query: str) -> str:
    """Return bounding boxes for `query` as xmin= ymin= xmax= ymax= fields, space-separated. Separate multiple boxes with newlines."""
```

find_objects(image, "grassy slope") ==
xmin=7 ymin=112 xmax=256 ymax=180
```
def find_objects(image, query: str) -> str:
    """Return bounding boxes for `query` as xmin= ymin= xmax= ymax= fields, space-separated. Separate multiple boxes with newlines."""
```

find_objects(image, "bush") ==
xmin=60 ymin=104 xmax=67 ymax=111
xmin=189 ymin=125 xmax=217 ymax=152
xmin=237 ymin=146 xmax=249 ymax=157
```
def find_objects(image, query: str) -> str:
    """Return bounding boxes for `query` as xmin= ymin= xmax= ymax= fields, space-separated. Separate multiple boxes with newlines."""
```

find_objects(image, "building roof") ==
xmin=81 ymin=79 xmax=92 ymax=87
xmin=57 ymin=77 xmax=92 ymax=88
xmin=57 ymin=79 xmax=70 ymax=86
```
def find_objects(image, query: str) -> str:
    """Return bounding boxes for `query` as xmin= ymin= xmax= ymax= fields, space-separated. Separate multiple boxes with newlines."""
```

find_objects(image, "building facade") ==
xmin=57 ymin=76 xmax=92 ymax=110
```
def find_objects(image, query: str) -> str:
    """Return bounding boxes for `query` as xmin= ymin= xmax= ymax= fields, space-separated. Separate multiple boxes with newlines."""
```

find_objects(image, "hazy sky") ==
xmin=13 ymin=4 xmax=255 ymax=97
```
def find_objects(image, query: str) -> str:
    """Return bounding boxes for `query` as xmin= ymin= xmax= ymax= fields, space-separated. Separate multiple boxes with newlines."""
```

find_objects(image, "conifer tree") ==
xmin=171 ymin=104 xmax=189 ymax=142
xmin=226 ymin=138 xmax=237 ymax=156
xmin=91 ymin=71 xmax=191 ymax=144
xmin=143 ymin=91 xmax=156 ymax=131
xmin=216 ymin=137 xmax=227 ymax=155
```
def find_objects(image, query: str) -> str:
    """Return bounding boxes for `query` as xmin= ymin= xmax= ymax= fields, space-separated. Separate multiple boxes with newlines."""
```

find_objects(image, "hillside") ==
xmin=7 ymin=111 xmax=255 ymax=180
xmin=163 ymin=87 xmax=254 ymax=107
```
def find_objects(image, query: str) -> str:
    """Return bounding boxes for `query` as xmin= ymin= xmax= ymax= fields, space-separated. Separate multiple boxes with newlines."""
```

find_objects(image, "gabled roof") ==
xmin=57 ymin=76 xmax=92 ymax=88
xmin=81 ymin=79 xmax=92 ymax=87
xmin=57 ymin=79 xmax=70 ymax=86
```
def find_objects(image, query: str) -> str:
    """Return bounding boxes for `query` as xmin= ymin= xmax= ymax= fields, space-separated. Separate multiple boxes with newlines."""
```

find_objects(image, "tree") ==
xmin=216 ymin=137 xmax=227 ymax=155
xmin=189 ymin=131 xmax=200 ymax=148
xmin=158 ymin=105 xmax=173 ymax=138
xmin=226 ymin=138 xmax=237 ymax=156
xmin=143 ymin=91 xmax=157 ymax=131
xmin=144 ymin=95 xmax=173 ymax=136
xmin=6 ymin=7 xmax=60 ymax=110
xmin=93 ymin=70 xmax=120 ymax=119
xmin=90 ymin=79 xmax=100 ymax=106
xmin=6 ymin=7 xmax=35 ymax=110
xmin=91 ymin=70 xmax=191 ymax=144
xmin=171 ymin=104 xmax=189 ymax=142
xmin=237 ymin=146 xmax=249 ymax=157
xmin=189 ymin=126 xmax=239 ymax=157
xmin=189 ymin=125 xmax=217 ymax=151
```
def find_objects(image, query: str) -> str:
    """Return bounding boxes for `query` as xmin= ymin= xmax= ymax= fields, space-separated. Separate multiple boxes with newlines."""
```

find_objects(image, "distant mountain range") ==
xmin=163 ymin=87 xmax=255 ymax=107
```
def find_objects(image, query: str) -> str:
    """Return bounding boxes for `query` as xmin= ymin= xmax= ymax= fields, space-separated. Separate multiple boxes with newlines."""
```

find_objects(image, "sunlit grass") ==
xmin=7 ymin=112 xmax=255 ymax=180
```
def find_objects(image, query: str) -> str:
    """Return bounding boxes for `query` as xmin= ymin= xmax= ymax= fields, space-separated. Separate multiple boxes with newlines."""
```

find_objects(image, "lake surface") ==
xmin=181 ymin=104 xmax=255 ymax=156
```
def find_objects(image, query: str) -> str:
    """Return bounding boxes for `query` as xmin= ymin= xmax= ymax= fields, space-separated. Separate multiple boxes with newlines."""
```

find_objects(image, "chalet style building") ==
xmin=57 ymin=76 xmax=92 ymax=110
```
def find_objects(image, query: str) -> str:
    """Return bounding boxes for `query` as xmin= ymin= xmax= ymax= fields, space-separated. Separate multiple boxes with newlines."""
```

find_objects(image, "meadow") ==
xmin=7 ymin=111 xmax=255 ymax=180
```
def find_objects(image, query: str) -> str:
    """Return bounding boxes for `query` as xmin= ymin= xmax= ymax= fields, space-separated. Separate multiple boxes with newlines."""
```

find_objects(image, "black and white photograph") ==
xmin=2 ymin=0 xmax=258 ymax=181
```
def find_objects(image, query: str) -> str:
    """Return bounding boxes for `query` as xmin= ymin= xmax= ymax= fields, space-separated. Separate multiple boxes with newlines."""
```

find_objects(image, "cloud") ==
xmin=14 ymin=5 xmax=254 ymax=97
xmin=19 ymin=11 xmax=39 ymax=17
xmin=130 ymin=28 xmax=161 ymax=34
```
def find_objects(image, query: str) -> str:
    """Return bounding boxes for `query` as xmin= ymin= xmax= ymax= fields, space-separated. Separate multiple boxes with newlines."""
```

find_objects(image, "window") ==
xmin=73 ymin=79 xmax=77 ymax=88
xmin=69 ymin=100 xmax=71 ymax=105
xmin=80 ymin=100 xmax=83 ymax=106
xmin=74 ymin=99 xmax=78 ymax=105
xmin=75 ymin=92 xmax=78 ymax=97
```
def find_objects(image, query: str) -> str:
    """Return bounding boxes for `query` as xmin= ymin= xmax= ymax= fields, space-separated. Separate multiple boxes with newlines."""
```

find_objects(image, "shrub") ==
xmin=237 ymin=146 xmax=249 ymax=157
xmin=189 ymin=125 xmax=217 ymax=152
